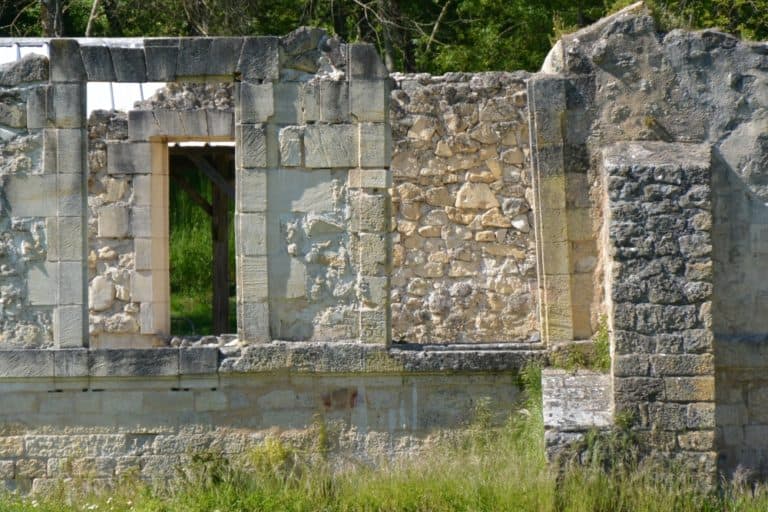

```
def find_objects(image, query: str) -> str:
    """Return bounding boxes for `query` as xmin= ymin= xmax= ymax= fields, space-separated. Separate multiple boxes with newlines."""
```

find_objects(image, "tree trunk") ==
xmin=40 ymin=0 xmax=64 ymax=36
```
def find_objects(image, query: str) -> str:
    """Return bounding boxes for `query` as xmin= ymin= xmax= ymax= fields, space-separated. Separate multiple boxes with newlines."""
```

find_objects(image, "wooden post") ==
xmin=211 ymin=153 xmax=231 ymax=335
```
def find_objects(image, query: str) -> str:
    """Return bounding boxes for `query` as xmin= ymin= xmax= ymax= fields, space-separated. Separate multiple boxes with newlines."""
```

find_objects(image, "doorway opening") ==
xmin=168 ymin=143 xmax=236 ymax=336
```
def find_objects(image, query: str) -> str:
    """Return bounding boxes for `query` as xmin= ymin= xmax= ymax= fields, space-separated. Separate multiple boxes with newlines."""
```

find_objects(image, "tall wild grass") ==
xmin=5 ymin=366 xmax=768 ymax=511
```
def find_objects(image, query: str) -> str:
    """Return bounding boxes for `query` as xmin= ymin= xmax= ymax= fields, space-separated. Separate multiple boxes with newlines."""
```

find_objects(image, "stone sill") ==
xmin=0 ymin=342 xmax=547 ymax=379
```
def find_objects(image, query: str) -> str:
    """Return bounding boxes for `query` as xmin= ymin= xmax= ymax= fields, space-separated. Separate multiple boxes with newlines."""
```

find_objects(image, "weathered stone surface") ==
xmin=304 ymin=124 xmax=356 ymax=168
xmin=109 ymin=47 xmax=147 ymax=82
xmin=238 ymin=37 xmax=280 ymax=82
xmin=0 ymin=53 xmax=48 ymax=86
xmin=79 ymin=45 xmax=116 ymax=81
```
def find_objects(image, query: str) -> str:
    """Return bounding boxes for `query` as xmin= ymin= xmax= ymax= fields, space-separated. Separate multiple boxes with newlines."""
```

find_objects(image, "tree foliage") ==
xmin=1 ymin=1 xmax=766 ymax=72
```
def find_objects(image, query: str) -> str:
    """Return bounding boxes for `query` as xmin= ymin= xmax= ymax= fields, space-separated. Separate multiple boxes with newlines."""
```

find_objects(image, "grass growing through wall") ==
xmin=4 ymin=365 xmax=768 ymax=511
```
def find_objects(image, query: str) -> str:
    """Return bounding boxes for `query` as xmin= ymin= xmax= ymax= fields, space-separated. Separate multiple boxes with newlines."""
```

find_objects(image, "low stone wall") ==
xmin=389 ymin=72 xmax=538 ymax=344
xmin=0 ymin=344 xmax=544 ymax=492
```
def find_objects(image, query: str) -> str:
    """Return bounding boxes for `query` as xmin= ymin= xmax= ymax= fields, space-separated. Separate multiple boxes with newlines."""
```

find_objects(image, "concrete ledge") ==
xmin=0 ymin=345 xmax=544 ymax=379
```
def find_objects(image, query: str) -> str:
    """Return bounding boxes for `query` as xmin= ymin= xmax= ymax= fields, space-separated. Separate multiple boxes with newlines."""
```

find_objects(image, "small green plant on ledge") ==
xmin=550 ymin=315 xmax=611 ymax=373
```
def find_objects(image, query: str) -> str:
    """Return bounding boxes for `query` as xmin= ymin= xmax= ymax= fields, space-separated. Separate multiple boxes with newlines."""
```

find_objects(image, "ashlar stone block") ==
xmin=237 ymin=213 xmax=267 ymax=256
xmin=48 ymin=83 xmax=85 ymax=128
xmin=302 ymin=80 xmax=349 ymax=123
xmin=238 ymin=37 xmax=280 ymax=82
xmin=238 ymin=301 xmax=270 ymax=343
xmin=109 ymin=47 xmax=147 ymax=82
xmin=348 ymin=43 xmax=388 ymax=80
xmin=54 ymin=305 xmax=86 ymax=348
xmin=79 ymin=45 xmax=116 ymax=82
xmin=57 ymin=216 xmax=85 ymax=261
xmin=304 ymin=124 xmax=356 ymax=168
xmin=97 ymin=205 xmax=130 ymax=238
xmin=27 ymin=261 xmax=58 ymax=305
xmin=59 ymin=261 xmax=84 ymax=305
xmin=351 ymin=191 xmax=389 ymax=232
xmin=4 ymin=174 xmax=57 ymax=217
xmin=236 ymin=124 xmax=267 ymax=168
xmin=359 ymin=308 xmax=389 ymax=344
xmin=279 ymin=126 xmax=303 ymax=167
xmin=55 ymin=128 xmax=86 ymax=175
xmin=350 ymin=80 xmax=388 ymax=122
xmin=144 ymin=39 xmax=179 ymax=81
xmin=177 ymin=38 xmax=243 ymax=77
xmin=26 ymin=86 xmax=47 ymax=130
xmin=49 ymin=39 xmax=86 ymax=82
xmin=348 ymin=168 xmax=391 ymax=189
xmin=107 ymin=142 xmax=153 ymax=175
xmin=239 ymin=256 xmax=269 ymax=299
xmin=237 ymin=82 xmax=274 ymax=123
xmin=236 ymin=168 xmax=267 ymax=213
xmin=359 ymin=123 xmax=391 ymax=168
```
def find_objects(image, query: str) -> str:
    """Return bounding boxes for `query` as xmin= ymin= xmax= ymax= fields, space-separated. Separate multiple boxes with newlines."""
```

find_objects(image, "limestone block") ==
xmin=236 ymin=168 xmax=267 ymax=212
xmin=58 ymin=216 xmax=85 ymax=261
xmin=351 ymin=191 xmax=389 ymax=232
xmin=59 ymin=261 xmax=84 ymax=305
xmin=236 ymin=123 xmax=267 ymax=168
xmin=269 ymin=169 xmax=338 ymax=213
xmin=57 ymin=174 xmax=85 ymax=218
xmin=272 ymin=82 xmax=302 ymax=124
xmin=359 ymin=123 xmax=391 ymax=168
xmin=89 ymin=276 xmax=115 ymax=312
xmin=54 ymin=305 xmax=86 ymax=348
xmin=358 ymin=275 xmax=388 ymax=308
xmin=109 ymin=47 xmax=147 ymax=82
xmin=238 ymin=301 xmax=270 ymax=342
xmin=237 ymin=213 xmax=267 ymax=256
xmin=527 ymin=76 xmax=566 ymax=146
xmin=358 ymin=233 xmax=388 ymax=274
xmin=4 ymin=174 xmax=57 ymax=217
xmin=0 ymin=95 xmax=26 ymax=128
xmin=302 ymin=80 xmax=349 ymax=123
xmin=349 ymin=43 xmax=388 ymax=80
xmin=107 ymin=142 xmax=152 ymax=174
xmin=26 ymin=86 xmax=47 ymax=130
xmin=350 ymin=80 xmax=388 ymax=122
xmin=98 ymin=206 xmax=130 ymax=238
xmin=53 ymin=349 xmax=88 ymax=378
xmin=239 ymin=256 xmax=269 ymax=300
xmin=48 ymin=83 xmax=85 ymax=128
xmin=27 ymin=261 xmax=58 ymax=305
xmin=348 ymin=169 xmax=391 ymax=189
xmin=79 ymin=45 xmax=116 ymax=81
xmin=180 ymin=347 xmax=218 ymax=375
xmin=238 ymin=37 xmax=280 ymax=82
xmin=177 ymin=38 xmax=243 ymax=77
xmin=49 ymin=39 xmax=86 ymax=82
xmin=279 ymin=126 xmax=303 ymax=167
xmin=207 ymin=110 xmax=235 ymax=138
xmin=285 ymin=258 xmax=307 ymax=299
xmin=144 ymin=39 xmax=179 ymax=81
xmin=304 ymin=124 xmax=357 ymax=168
xmin=56 ymin=128 xmax=86 ymax=175
xmin=237 ymin=82 xmax=274 ymax=123
xmin=455 ymin=182 xmax=499 ymax=209
xmin=88 ymin=348 xmax=178 ymax=376
xmin=359 ymin=308 xmax=389 ymax=344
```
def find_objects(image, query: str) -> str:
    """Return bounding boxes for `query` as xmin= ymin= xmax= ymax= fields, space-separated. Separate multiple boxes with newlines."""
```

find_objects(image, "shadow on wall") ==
xmin=712 ymin=148 xmax=768 ymax=478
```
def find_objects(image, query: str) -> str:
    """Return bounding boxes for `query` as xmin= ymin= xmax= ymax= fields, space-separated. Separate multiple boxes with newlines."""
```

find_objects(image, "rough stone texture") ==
xmin=389 ymin=72 xmax=537 ymax=343
xmin=542 ymin=369 xmax=611 ymax=461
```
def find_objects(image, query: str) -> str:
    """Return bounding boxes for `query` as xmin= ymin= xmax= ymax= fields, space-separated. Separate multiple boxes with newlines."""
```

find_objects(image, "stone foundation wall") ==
xmin=389 ymin=73 xmax=538 ymax=343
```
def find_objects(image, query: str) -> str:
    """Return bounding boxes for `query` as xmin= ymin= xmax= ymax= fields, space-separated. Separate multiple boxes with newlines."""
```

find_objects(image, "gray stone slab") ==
xmin=237 ymin=82 xmax=274 ymax=124
xmin=107 ymin=142 xmax=152 ymax=174
xmin=144 ymin=39 xmax=179 ymax=81
xmin=177 ymin=38 xmax=243 ymax=77
xmin=236 ymin=168 xmax=267 ymax=213
xmin=49 ymin=39 xmax=86 ymax=82
xmin=88 ymin=348 xmax=179 ymax=377
xmin=179 ymin=347 xmax=219 ymax=375
xmin=238 ymin=301 xmax=269 ymax=343
xmin=4 ymin=174 xmax=57 ymax=217
xmin=237 ymin=37 xmax=279 ymax=82
xmin=349 ymin=80 xmax=388 ymax=122
xmin=53 ymin=349 xmax=89 ymax=378
xmin=53 ymin=304 xmax=86 ymax=348
xmin=80 ymin=45 xmax=116 ymax=82
xmin=47 ymin=83 xmax=85 ymax=129
xmin=359 ymin=123 xmax=391 ymax=168
xmin=27 ymin=261 xmax=58 ymax=305
xmin=304 ymin=124 xmax=356 ymax=168
xmin=236 ymin=124 xmax=267 ymax=168
xmin=206 ymin=110 xmax=234 ymax=138
xmin=602 ymin=141 xmax=712 ymax=172
xmin=0 ymin=350 xmax=54 ymax=377
xmin=0 ymin=53 xmax=48 ymax=86
xmin=57 ymin=216 xmax=85 ymax=261
xmin=348 ymin=43 xmax=388 ymax=80
xmin=59 ymin=261 xmax=85 ymax=304
xmin=55 ymin=128 xmax=86 ymax=174
xmin=109 ymin=47 xmax=147 ymax=82
xmin=302 ymin=80 xmax=349 ymax=123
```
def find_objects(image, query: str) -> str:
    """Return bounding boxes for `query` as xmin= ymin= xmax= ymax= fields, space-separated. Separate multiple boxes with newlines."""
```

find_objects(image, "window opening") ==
xmin=168 ymin=144 xmax=236 ymax=335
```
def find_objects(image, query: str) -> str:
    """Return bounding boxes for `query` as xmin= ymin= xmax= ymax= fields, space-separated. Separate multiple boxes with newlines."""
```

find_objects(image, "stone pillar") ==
xmin=527 ymin=76 xmax=573 ymax=345
xmin=48 ymin=39 xmax=88 ymax=348
xmin=604 ymin=142 xmax=716 ymax=477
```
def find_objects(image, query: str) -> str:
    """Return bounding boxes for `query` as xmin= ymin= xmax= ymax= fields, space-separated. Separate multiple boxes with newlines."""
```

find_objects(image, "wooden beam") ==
xmin=169 ymin=170 xmax=213 ymax=216
xmin=185 ymin=154 xmax=235 ymax=201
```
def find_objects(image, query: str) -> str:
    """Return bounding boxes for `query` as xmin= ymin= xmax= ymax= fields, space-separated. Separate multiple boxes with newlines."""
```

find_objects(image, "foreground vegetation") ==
xmin=0 ymin=367 xmax=767 ymax=511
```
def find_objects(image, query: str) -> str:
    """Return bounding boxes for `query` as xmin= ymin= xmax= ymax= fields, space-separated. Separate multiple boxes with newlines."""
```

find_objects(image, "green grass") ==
xmin=170 ymin=293 xmax=237 ymax=335
xmin=6 ymin=365 xmax=768 ymax=511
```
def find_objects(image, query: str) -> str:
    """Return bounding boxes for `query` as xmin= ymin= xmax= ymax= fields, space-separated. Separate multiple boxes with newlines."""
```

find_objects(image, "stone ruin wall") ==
xmin=82 ymin=73 xmax=540 ymax=347
xmin=390 ymin=72 xmax=538 ymax=344
xmin=0 ymin=55 xmax=54 ymax=348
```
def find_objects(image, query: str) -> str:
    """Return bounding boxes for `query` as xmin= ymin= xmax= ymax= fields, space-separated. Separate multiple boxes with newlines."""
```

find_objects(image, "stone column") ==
xmin=604 ymin=142 xmax=716 ymax=478
xmin=48 ymin=39 xmax=88 ymax=348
